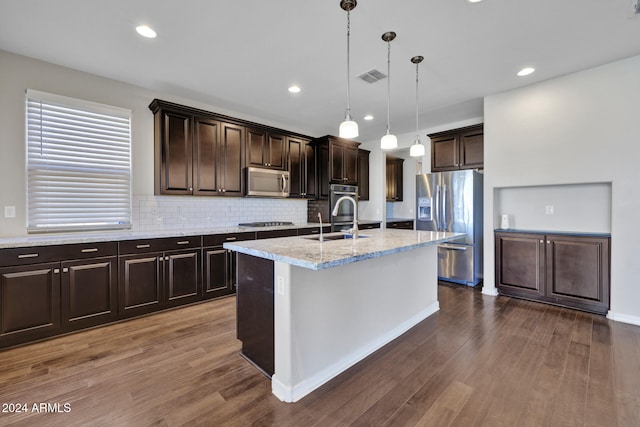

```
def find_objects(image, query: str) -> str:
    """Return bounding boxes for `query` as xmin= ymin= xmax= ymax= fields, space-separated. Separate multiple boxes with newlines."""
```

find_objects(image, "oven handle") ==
xmin=332 ymin=191 xmax=357 ymax=196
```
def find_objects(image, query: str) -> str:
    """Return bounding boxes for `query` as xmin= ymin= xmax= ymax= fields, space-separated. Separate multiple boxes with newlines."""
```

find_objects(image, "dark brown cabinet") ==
xmin=0 ymin=242 xmax=118 ymax=347
xmin=313 ymin=135 xmax=360 ymax=199
xmin=119 ymin=237 xmax=201 ymax=318
xmin=430 ymin=124 xmax=483 ymax=172
xmin=151 ymin=100 xmax=246 ymax=197
xmin=194 ymin=117 xmax=245 ymax=196
xmin=359 ymin=222 xmax=381 ymax=230
xmin=358 ymin=149 xmax=370 ymax=201
xmin=202 ymin=232 xmax=256 ymax=299
xmin=386 ymin=155 xmax=404 ymax=202
xmin=287 ymin=136 xmax=316 ymax=198
xmin=386 ymin=220 xmax=414 ymax=230
xmin=247 ymin=128 xmax=286 ymax=170
xmin=495 ymin=231 xmax=610 ymax=314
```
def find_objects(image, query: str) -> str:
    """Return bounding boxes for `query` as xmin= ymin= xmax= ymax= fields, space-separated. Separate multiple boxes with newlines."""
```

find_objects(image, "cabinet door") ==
xmin=218 ymin=123 xmax=245 ymax=196
xmin=0 ymin=262 xmax=61 ymax=347
xmin=62 ymin=257 xmax=117 ymax=331
xmin=247 ymin=128 xmax=267 ymax=168
xmin=194 ymin=117 xmax=220 ymax=195
xmin=287 ymin=137 xmax=303 ymax=198
xmin=119 ymin=253 xmax=163 ymax=318
xmin=165 ymin=249 xmax=201 ymax=306
xmin=343 ymin=144 xmax=359 ymax=184
xmin=459 ymin=128 xmax=483 ymax=169
xmin=545 ymin=235 xmax=610 ymax=313
xmin=267 ymin=133 xmax=286 ymax=170
xmin=358 ymin=150 xmax=370 ymax=200
xmin=495 ymin=233 xmax=546 ymax=298
xmin=160 ymin=110 xmax=193 ymax=194
xmin=330 ymin=143 xmax=345 ymax=182
xmin=304 ymin=140 xmax=317 ymax=198
xmin=431 ymin=134 xmax=459 ymax=172
xmin=203 ymin=247 xmax=231 ymax=299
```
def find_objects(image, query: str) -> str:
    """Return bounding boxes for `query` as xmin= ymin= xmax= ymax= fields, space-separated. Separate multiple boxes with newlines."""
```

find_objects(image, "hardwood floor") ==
xmin=1 ymin=283 xmax=639 ymax=426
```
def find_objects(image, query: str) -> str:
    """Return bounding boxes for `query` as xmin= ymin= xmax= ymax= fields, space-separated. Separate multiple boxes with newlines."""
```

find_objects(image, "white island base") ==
xmin=271 ymin=244 xmax=439 ymax=403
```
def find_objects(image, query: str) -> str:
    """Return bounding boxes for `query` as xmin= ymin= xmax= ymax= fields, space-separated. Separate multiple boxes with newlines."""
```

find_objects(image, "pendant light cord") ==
xmin=386 ymin=40 xmax=391 ymax=134
xmin=415 ymin=61 xmax=419 ymax=136
xmin=345 ymin=9 xmax=352 ymax=119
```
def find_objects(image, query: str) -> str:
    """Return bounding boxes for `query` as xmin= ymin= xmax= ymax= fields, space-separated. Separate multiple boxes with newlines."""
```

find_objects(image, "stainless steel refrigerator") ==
xmin=416 ymin=170 xmax=483 ymax=286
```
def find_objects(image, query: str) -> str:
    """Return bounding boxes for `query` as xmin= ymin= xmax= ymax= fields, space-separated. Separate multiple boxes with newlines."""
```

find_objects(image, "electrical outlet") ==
xmin=4 ymin=206 xmax=16 ymax=218
xmin=545 ymin=205 xmax=554 ymax=215
xmin=277 ymin=276 xmax=285 ymax=295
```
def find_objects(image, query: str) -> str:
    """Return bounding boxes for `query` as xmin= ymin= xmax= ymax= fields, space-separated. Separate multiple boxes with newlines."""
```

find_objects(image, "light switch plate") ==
xmin=4 ymin=206 xmax=16 ymax=218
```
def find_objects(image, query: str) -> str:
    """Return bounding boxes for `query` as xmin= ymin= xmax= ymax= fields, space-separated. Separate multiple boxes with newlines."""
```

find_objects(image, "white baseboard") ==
xmin=271 ymin=301 xmax=440 ymax=403
xmin=607 ymin=310 xmax=640 ymax=326
xmin=482 ymin=287 xmax=499 ymax=296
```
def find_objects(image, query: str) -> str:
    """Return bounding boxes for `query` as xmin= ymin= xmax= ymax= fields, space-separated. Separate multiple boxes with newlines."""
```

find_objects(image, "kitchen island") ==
xmin=224 ymin=228 xmax=463 ymax=402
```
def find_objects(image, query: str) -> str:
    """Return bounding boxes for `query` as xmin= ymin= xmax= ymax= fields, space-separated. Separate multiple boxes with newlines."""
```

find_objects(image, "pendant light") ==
xmin=380 ymin=31 xmax=397 ymax=150
xmin=409 ymin=55 xmax=426 ymax=157
xmin=338 ymin=0 xmax=358 ymax=139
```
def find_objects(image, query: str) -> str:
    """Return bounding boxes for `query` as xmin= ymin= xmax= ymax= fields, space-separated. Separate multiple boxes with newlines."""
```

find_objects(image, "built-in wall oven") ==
xmin=330 ymin=184 xmax=358 ymax=231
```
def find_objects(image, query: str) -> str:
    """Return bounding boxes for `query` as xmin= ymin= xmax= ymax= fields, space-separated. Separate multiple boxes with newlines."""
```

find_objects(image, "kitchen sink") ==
xmin=305 ymin=233 xmax=370 ymax=241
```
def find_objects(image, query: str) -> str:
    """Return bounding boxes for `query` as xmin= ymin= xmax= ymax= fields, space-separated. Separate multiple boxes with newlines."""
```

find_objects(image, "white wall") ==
xmin=0 ymin=50 xmax=310 ymax=237
xmin=483 ymin=54 xmax=640 ymax=325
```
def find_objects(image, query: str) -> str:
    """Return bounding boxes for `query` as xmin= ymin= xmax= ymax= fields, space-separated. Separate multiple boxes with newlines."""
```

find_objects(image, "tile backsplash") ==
xmin=132 ymin=195 xmax=308 ymax=231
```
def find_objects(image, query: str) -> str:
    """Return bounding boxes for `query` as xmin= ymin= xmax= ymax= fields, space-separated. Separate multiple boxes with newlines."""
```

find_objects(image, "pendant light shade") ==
xmin=409 ymin=55 xmax=426 ymax=157
xmin=380 ymin=31 xmax=397 ymax=150
xmin=339 ymin=0 xmax=359 ymax=139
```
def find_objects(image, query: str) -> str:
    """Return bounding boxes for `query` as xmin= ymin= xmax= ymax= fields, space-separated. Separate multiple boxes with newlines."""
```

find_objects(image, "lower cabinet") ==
xmin=119 ymin=237 xmax=201 ymax=318
xmin=495 ymin=231 xmax=610 ymax=314
xmin=0 ymin=242 xmax=118 ymax=348
xmin=203 ymin=232 xmax=256 ymax=299
xmin=386 ymin=220 xmax=414 ymax=230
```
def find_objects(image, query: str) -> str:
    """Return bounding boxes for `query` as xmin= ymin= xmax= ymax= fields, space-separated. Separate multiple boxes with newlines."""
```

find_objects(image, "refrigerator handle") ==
xmin=442 ymin=184 xmax=448 ymax=232
xmin=435 ymin=185 xmax=441 ymax=231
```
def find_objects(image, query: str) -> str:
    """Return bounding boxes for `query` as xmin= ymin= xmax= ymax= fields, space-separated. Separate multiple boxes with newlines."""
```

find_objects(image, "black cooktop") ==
xmin=238 ymin=221 xmax=294 ymax=227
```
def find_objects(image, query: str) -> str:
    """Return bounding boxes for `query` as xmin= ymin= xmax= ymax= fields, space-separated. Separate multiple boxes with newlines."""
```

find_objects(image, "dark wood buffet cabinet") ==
xmin=495 ymin=231 xmax=610 ymax=315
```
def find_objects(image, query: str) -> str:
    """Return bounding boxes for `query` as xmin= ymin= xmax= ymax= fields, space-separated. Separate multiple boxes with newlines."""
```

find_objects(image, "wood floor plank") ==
xmin=1 ymin=288 xmax=639 ymax=426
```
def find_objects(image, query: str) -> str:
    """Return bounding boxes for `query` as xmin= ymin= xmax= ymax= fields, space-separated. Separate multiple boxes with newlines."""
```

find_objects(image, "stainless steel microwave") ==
xmin=245 ymin=167 xmax=290 ymax=197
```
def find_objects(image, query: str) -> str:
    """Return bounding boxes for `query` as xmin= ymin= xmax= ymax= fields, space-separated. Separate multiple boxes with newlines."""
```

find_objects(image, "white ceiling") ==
xmin=1 ymin=0 xmax=639 ymax=142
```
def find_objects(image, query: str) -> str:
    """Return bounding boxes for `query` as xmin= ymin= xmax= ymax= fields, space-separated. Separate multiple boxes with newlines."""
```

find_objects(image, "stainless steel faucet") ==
xmin=331 ymin=195 xmax=359 ymax=239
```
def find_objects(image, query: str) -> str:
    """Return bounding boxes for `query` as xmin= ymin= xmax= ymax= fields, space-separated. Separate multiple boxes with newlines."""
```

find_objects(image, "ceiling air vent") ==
xmin=357 ymin=68 xmax=387 ymax=84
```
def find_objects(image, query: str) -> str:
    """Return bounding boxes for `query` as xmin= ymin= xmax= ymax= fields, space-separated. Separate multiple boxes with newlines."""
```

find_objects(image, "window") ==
xmin=26 ymin=89 xmax=132 ymax=232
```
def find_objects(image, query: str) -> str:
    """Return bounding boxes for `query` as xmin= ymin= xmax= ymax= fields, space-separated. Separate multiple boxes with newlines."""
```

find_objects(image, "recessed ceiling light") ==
xmin=364 ymin=115 xmax=374 ymax=121
xmin=136 ymin=25 xmax=157 ymax=39
xmin=517 ymin=67 xmax=535 ymax=77
xmin=288 ymin=85 xmax=301 ymax=93
xmin=466 ymin=0 xmax=484 ymax=3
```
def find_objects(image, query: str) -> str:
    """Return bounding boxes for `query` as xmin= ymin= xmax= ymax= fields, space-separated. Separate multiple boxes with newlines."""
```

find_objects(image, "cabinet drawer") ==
xmin=387 ymin=221 xmax=414 ymax=230
xmin=359 ymin=223 xmax=381 ymax=230
xmin=203 ymin=232 xmax=256 ymax=247
xmin=120 ymin=236 xmax=201 ymax=254
xmin=297 ymin=226 xmax=332 ymax=236
xmin=256 ymin=229 xmax=298 ymax=239
xmin=0 ymin=242 xmax=118 ymax=267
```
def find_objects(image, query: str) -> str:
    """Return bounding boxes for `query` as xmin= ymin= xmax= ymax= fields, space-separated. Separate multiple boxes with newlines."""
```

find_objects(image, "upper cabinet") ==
xmin=386 ymin=155 xmax=404 ymax=202
xmin=357 ymin=149 xmax=370 ymax=201
xmin=429 ymin=124 xmax=483 ymax=172
xmin=149 ymin=99 xmax=313 ymax=197
xmin=246 ymin=128 xmax=287 ymax=170
xmin=313 ymin=135 xmax=360 ymax=199
xmin=288 ymin=136 xmax=316 ymax=199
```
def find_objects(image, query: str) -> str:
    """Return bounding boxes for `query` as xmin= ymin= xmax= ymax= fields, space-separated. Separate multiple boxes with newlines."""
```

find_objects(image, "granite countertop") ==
xmin=0 ymin=222 xmax=354 ymax=250
xmin=224 ymin=228 xmax=463 ymax=270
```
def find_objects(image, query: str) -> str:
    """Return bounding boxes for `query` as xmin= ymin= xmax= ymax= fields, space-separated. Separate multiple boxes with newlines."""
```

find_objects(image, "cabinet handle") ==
xmin=189 ymin=187 xmax=193 ymax=191
xmin=540 ymin=240 xmax=544 ymax=243
xmin=136 ymin=244 xmax=151 ymax=249
xmin=17 ymin=253 xmax=39 ymax=259
xmin=81 ymin=248 xmax=98 ymax=253
xmin=54 ymin=268 xmax=60 ymax=274
xmin=165 ymin=256 xmax=170 ymax=261
xmin=176 ymin=241 xmax=190 ymax=245
xmin=547 ymin=241 xmax=550 ymax=244
xmin=222 ymin=189 xmax=226 ymax=193
xmin=225 ymin=237 xmax=237 ymax=241
xmin=63 ymin=267 xmax=69 ymax=273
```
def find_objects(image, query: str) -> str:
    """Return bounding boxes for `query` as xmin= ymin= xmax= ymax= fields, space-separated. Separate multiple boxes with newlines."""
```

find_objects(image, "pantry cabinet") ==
xmin=495 ymin=231 xmax=610 ymax=314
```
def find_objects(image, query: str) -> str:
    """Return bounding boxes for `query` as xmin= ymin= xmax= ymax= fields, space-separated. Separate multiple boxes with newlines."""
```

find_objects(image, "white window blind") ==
xmin=26 ymin=89 xmax=132 ymax=233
